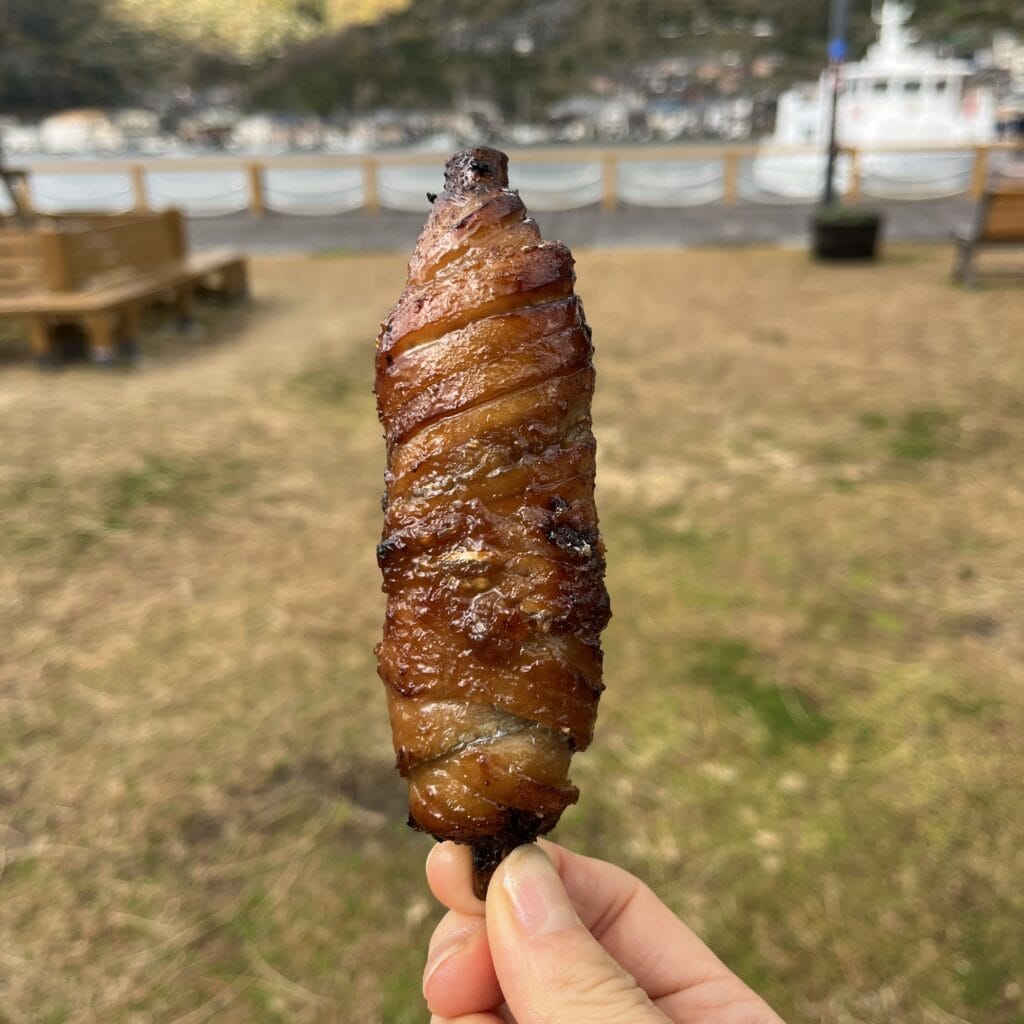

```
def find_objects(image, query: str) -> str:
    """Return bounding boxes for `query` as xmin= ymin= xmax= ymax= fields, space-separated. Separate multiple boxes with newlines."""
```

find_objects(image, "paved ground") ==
xmin=186 ymin=197 xmax=974 ymax=254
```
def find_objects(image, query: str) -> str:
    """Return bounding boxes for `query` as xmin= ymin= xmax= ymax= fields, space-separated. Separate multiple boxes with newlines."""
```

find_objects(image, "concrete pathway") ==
xmin=186 ymin=197 xmax=973 ymax=255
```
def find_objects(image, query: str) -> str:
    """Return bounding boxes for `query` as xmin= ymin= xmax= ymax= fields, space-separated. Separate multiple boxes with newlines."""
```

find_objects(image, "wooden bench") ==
xmin=0 ymin=209 xmax=247 ymax=364
xmin=952 ymin=181 xmax=1024 ymax=287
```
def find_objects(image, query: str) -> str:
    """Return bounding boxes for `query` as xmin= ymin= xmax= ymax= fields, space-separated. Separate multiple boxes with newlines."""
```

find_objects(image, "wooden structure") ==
xmin=952 ymin=181 xmax=1024 ymax=287
xmin=9 ymin=141 xmax=1024 ymax=216
xmin=0 ymin=209 xmax=247 ymax=363
xmin=0 ymin=166 xmax=30 ymax=222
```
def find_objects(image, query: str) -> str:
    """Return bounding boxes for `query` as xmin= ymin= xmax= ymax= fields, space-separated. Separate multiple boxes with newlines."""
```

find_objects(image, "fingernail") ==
xmin=503 ymin=845 xmax=579 ymax=936
xmin=423 ymin=928 xmax=469 ymax=991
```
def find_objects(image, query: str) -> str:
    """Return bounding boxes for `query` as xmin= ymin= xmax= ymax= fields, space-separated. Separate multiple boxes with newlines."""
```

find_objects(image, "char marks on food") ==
xmin=374 ymin=147 xmax=610 ymax=898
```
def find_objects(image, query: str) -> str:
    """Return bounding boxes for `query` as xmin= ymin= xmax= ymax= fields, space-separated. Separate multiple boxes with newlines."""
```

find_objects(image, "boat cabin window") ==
xmin=934 ymin=80 xmax=948 ymax=94
xmin=872 ymin=81 xmax=889 ymax=94
xmin=903 ymin=80 xmax=922 ymax=93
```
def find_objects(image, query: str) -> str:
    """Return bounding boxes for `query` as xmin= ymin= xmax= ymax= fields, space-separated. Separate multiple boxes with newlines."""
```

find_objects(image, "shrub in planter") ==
xmin=811 ymin=205 xmax=883 ymax=260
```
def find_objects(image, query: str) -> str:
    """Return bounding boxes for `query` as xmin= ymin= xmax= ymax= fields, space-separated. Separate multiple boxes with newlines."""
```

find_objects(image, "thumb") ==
xmin=485 ymin=845 xmax=670 ymax=1024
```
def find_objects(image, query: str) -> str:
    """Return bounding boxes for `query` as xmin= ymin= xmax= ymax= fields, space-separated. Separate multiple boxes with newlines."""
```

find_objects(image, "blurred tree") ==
xmin=2 ymin=0 xmax=1020 ymax=119
xmin=0 ymin=0 xmax=169 ymax=115
xmin=253 ymin=0 xmax=1024 ymax=119
xmin=324 ymin=0 xmax=410 ymax=30
xmin=112 ymin=0 xmax=411 ymax=63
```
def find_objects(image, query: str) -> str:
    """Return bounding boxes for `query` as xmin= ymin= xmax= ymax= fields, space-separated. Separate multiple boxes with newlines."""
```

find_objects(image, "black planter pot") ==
xmin=811 ymin=211 xmax=882 ymax=260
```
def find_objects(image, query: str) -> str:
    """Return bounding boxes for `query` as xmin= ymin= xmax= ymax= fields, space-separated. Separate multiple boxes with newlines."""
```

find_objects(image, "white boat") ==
xmin=39 ymin=109 xmax=127 ymax=155
xmin=752 ymin=1 xmax=996 ymax=200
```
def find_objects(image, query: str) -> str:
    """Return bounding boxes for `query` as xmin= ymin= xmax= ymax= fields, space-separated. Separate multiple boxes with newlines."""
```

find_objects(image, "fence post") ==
xmin=601 ymin=154 xmax=618 ymax=211
xmin=247 ymin=162 xmax=266 ymax=217
xmin=845 ymin=147 xmax=862 ymax=201
xmin=6 ymin=170 xmax=33 ymax=217
xmin=130 ymin=164 xmax=149 ymax=212
xmin=723 ymin=151 xmax=740 ymax=206
xmin=969 ymin=147 xmax=990 ymax=199
xmin=362 ymin=158 xmax=381 ymax=214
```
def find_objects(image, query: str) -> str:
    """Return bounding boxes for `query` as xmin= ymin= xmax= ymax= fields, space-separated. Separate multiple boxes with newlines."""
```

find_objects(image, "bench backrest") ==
xmin=0 ymin=210 xmax=187 ymax=296
xmin=52 ymin=210 xmax=185 ymax=292
xmin=978 ymin=184 xmax=1024 ymax=243
xmin=0 ymin=230 xmax=47 ymax=298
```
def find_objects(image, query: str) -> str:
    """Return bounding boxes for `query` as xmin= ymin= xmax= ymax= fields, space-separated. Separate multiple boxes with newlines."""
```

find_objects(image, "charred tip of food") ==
xmin=469 ymin=808 xmax=552 ymax=899
xmin=444 ymin=147 xmax=510 ymax=195
xmin=470 ymin=836 xmax=532 ymax=900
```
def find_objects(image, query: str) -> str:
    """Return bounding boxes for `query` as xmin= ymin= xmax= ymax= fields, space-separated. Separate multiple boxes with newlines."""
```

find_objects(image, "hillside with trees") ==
xmin=114 ymin=0 xmax=410 ymax=62
xmin=0 ymin=0 xmax=168 ymax=116
xmin=0 ymin=0 xmax=1020 ymax=119
xmin=254 ymin=0 xmax=1024 ymax=118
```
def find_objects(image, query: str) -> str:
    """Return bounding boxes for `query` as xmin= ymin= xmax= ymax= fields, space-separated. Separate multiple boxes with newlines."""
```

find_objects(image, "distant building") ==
xmin=991 ymin=32 xmax=1024 ymax=86
xmin=40 ymin=110 xmax=124 ymax=154
xmin=0 ymin=118 xmax=41 ymax=155
xmin=644 ymin=99 xmax=700 ymax=141
xmin=751 ymin=54 xmax=785 ymax=80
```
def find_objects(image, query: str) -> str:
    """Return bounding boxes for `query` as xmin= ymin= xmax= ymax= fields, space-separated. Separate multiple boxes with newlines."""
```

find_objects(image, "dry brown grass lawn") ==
xmin=1 ymin=247 xmax=1022 ymax=1024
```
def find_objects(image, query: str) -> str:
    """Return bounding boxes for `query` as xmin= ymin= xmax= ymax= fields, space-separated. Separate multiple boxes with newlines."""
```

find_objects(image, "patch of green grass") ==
xmin=37 ymin=1002 xmax=71 ymax=1024
xmin=934 ymin=692 xmax=1001 ymax=717
xmin=0 ymin=318 xmax=29 ymax=359
xmin=239 ymin=983 xmax=289 ymax=1023
xmin=817 ymin=405 xmax=961 ymax=470
xmin=2 ymin=473 xmax=65 ymax=552
xmin=691 ymin=638 xmax=832 ymax=748
xmin=829 ymin=476 xmax=858 ymax=492
xmin=222 ymin=886 xmax=275 ymax=946
xmin=818 ymin=441 xmax=851 ymax=464
xmin=959 ymin=922 xmax=1020 ymax=1012
xmin=379 ymin=950 xmax=433 ymax=1024
xmin=610 ymin=504 xmax=712 ymax=555
xmin=0 ymin=471 xmax=59 ymax=508
xmin=5 ymin=857 xmax=41 ymax=884
xmin=310 ymin=248 xmax=363 ymax=259
xmin=289 ymin=361 xmax=360 ymax=406
xmin=9 ymin=530 xmax=57 ymax=554
xmin=858 ymin=410 xmax=890 ymax=431
xmin=870 ymin=610 xmax=905 ymax=636
xmin=102 ymin=453 xmax=248 ymax=530
xmin=888 ymin=407 xmax=959 ymax=461
xmin=846 ymin=559 xmax=877 ymax=591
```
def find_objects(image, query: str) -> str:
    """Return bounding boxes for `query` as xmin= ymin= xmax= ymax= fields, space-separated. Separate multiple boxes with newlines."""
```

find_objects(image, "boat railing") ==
xmin=6 ymin=141 xmax=1022 ymax=217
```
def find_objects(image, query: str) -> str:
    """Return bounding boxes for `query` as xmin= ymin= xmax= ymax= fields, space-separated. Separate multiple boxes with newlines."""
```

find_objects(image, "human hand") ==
xmin=422 ymin=840 xmax=785 ymax=1024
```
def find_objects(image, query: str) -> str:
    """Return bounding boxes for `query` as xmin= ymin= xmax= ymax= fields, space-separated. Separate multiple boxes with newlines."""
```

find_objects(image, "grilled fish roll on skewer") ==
xmin=375 ymin=147 xmax=610 ymax=898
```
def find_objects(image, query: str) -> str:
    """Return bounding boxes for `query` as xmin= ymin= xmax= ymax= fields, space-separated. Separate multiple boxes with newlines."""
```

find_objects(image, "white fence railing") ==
xmin=5 ymin=143 xmax=1022 ymax=218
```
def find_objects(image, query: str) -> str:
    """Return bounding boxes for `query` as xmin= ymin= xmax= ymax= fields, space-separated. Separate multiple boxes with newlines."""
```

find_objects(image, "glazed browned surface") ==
xmin=375 ymin=148 xmax=610 ymax=892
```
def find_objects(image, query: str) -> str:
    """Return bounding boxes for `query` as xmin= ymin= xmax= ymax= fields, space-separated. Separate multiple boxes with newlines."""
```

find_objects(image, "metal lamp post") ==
xmin=822 ymin=0 xmax=850 ymax=206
